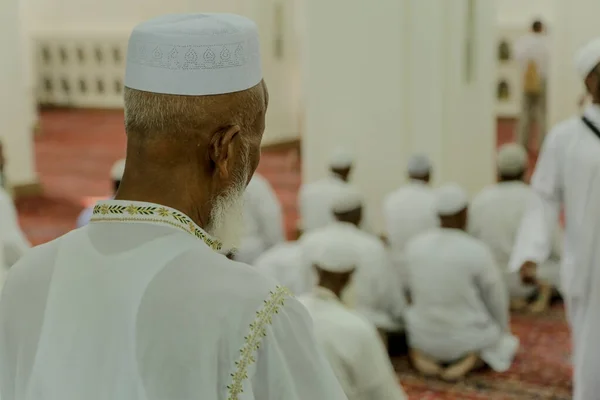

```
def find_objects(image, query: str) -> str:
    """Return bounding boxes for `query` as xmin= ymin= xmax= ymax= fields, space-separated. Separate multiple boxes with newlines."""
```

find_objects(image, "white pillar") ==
xmin=548 ymin=0 xmax=600 ymax=127
xmin=0 ymin=0 xmax=38 ymax=187
xmin=302 ymin=0 xmax=496 ymax=232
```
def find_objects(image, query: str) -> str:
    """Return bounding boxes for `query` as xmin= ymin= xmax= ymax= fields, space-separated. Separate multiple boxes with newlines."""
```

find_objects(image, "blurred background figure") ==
xmin=514 ymin=19 xmax=549 ymax=152
xmin=233 ymin=173 xmax=285 ymax=264
xmin=76 ymin=158 xmax=124 ymax=228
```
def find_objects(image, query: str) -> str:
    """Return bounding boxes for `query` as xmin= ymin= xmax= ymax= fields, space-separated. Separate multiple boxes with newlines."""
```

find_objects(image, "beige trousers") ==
xmin=517 ymin=82 xmax=547 ymax=151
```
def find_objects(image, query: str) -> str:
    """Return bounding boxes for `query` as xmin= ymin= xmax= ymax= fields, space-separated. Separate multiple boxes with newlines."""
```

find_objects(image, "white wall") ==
xmin=1 ymin=0 xmax=38 ymax=186
xmin=302 ymin=0 xmax=496 ymax=232
xmin=496 ymin=0 xmax=554 ymax=25
xmin=24 ymin=0 xmax=300 ymax=146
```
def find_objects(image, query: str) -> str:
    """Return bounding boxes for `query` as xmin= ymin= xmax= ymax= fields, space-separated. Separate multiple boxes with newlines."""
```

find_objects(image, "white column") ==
xmin=302 ymin=0 xmax=496 ymax=232
xmin=548 ymin=0 xmax=600 ymax=127
xmin=0 ymin=0 xmax=38 ymax=187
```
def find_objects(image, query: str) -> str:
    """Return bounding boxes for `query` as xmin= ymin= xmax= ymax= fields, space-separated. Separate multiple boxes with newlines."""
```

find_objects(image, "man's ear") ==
xmin=209 ymin=125 xmax=241 ymax=179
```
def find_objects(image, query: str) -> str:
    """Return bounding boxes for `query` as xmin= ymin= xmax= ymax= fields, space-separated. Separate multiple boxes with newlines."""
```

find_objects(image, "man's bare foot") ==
xmin=441 ymin=353 xmax=480 ymax=381
xmin=529 ymin=282 xmax=552 ymax=313
xmin=510 ymin=297 xmax=528 ymax=311
xmin=409 ymin=349 xmax=442 ymax=377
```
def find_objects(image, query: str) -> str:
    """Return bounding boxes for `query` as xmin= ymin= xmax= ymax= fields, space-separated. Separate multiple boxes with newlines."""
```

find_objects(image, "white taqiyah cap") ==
xmin=575 ymin=37 xmax=600 ymax=79
xmin=111 ymin=159 xmax=126 ymax=181
xmin=329 ymin=147 xmax=354 ymax=169
xmin=435 ymin=184 xmax=468 ymax=216
xmin=407 ymin=154 xmax=431 ymax=177
xmin=125 ymin=13 xmax=262 ymax=96
xmin=332 ymin=186 xmax=363 ymax=214
xmin=497 ymin=143 xmax=527 ymax=176
xmin=308 ymin=236 xmax=358 ymax=273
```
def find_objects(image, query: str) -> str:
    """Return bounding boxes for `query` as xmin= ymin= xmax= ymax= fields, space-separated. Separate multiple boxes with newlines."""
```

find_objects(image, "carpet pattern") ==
xmin=17 ymin=109 xmax=571 ymax=399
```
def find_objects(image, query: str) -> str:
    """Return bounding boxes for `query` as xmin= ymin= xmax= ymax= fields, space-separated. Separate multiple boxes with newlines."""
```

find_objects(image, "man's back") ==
xmin=0 ymin=200 xmax=347 ymax=400
xmin=514 ymin=33 xmax=549 ymax=78
xmin=299 ymin=176 xmax=348 ymax=232
xmin=254 ymin=241 xmax=315 ymax=295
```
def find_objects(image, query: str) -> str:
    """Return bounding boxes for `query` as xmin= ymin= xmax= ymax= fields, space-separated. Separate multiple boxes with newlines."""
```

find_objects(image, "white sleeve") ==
xmin=353 ymin=323 xmax=408 ymax=400
xmin=475 ymin=246 xmax=510 ymax=332
xmin=509 ymin=131 xmax=563 ymax=272
xmin=252 ymin=296 xmax=348 ymax=399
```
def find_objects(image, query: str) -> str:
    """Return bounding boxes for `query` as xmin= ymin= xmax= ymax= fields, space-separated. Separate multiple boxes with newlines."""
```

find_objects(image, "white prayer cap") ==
xmin=407 ymin=154 xmax=431 ymax=177
xmin=309 ymin=236 xmax=358 ymax=273
xmin=575 ymin=37 xmax=600 ymax=79
xmin=332 ymin=186 xmax=363 ymax=214
xmin=111 ymin=159 xmax=126 ymax=181
xmin=125 ymin=14 xmax=262 ymax=96
xmin=329 ymin=147 xmax=354 ymax=169
xmin=497 ymin=143 xmax=527 ymax=176
xmin=435 ymin=184 xmax=468 ymax=216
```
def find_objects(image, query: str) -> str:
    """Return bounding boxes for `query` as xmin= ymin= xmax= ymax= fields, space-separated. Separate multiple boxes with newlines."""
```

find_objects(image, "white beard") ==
xmin=206 ymin=169 xmax=248 ymax=252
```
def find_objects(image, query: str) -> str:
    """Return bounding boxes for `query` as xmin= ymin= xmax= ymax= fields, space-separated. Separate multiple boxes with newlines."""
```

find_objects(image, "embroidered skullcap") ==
xmin=435 ymin=184 xmax=468 ymax=216
xmin=110 ymin=159 xmax=126 ymax=181
xmin=407 ymin=154 xmax=431 ymax=177
xmin=307 ymin=235 xmax=358 ymax=273
xmin=329 ymin=147 xmax=354 ymax=169
xmin=497 ymin=143 xmax=527 ymax=176
xmin=332 ymin=186 xmax=363 ymax=214
xmin=125 ymin=13 xmax=262 ymax=96
xmin=575 ymin=37 xmax=600 ymax=80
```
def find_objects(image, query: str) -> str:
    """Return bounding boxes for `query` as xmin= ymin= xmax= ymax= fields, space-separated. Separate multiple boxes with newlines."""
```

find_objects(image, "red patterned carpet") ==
xmin=16 ymin=109 xmax=570 ymax=399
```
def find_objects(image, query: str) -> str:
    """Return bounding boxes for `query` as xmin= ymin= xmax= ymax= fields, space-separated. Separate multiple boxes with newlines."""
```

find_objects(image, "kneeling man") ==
xmin=405 ymin=184 xmax=519 ymax=380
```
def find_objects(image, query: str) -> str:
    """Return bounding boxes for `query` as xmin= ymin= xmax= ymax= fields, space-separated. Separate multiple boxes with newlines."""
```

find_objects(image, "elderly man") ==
xmin=76 ymin=158 xmax=125 ymax=228
xmin=303 ymin=186 xmax=405 ymax=334
xmin=298 ymin=147 xmax=353 ymax=233
xmin=510 ymin=37 xmax=600 ymax=400
xmin=234 ymin=173 xmax=285 ymax=264
xmin=0 ymin=14 xmax=347 ymax=400
xmin=469 ymin=144 xmax=562 ymax=313
xmin=406 ymin=184 xmax=518 ymax=381
xmin=299 ymin=236 xmax=408 ymax=400
xmin=253 ymin=240 xmax=315 ymax=296
xmin=383 ymin=154 xmax=438 ymax=297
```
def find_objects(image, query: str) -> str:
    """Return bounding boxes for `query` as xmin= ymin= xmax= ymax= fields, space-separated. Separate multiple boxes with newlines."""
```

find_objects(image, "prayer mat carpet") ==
xmin=16 ymin=110 xmax=569 ymax=399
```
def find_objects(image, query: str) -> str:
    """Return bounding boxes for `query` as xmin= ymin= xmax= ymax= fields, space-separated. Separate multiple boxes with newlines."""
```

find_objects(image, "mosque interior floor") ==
xmin=17 ymin=109 xmax=568 ymax=399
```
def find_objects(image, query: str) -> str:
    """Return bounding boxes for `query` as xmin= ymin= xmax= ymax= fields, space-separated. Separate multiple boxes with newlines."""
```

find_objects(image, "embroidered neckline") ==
xmin=227 ymin=285 xmax=291 ymax=399
xmin=90 ymin=200 xmax=222 ymax=251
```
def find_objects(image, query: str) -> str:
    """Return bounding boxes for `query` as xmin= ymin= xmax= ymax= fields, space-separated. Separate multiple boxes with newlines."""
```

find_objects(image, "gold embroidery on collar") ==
xmin=90 ymin=203 xmax=222 ymax=250
xmin=227 ymin=285 xmax=292 ymax=399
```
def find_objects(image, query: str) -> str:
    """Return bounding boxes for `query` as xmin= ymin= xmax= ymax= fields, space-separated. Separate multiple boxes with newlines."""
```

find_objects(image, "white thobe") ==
xmin=236 ymin=174 xmax=285 ymax=264
xmin=382 ymin=181 xmax=438 ymax=291
xmin=405 ymin=228 xmax=519 ymax=372
xmin=469 ymin=181 xmax=562 ymax=298
xmin=298 ymin=174 xmax=349 ymax=232
xmin=0 ymin=199 xmax=347 ymax=400
xmin=302 ymin=222 xmax=406 ymax=331
xmin=0 ymin=187 xmax=30 ymax=267
xmin=253 ymin=241 xmax=315 ymax=296
xmin=509 ymin=104 xmax=600 ymax=399
xmin=299 ymin=287 xmax=407 ymax=400
xmin=514 ymin=33 xmax=549 ymax=79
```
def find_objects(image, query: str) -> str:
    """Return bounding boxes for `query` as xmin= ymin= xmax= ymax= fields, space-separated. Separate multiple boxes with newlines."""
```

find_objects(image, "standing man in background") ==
xmin=514 ymin=20 xmax=549 ymax=152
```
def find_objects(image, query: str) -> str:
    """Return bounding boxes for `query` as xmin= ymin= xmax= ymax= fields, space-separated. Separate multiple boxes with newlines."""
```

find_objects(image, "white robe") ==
xmin=236 ymin=174 xmax=285 ymax=264
xmin=302 ymin=222 xmax=406 ymax=331
xmin=0 ymin=199 xmax=347 ymax=400
xmin=469 ymin=181 xmax=562 ymax=297
xmin=382 ymin=181 xmax=438 ymax=292
xmin=405 ymin=228 xmax=519 ymax=372
xmin=509 ymin=104 xmax=600 ymax=400
xmin=298 ymin=174 xmax=349 ymax=232
xmin=0 ymin=187 xmax=31 ymax=267
xmin=299 ymin=287 xmax=407 ymax=400
xmin=253 ymin=241 xmax=315 ymax=296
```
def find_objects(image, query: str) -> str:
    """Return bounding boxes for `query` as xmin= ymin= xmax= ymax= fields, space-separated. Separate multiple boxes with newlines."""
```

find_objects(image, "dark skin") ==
xmin=333 ymin=206 xmax=362 ymax=227
xmin=532 ymin=20 xmax=543 ymax=34
xmin=116 ymin=81 xmax=269 ymax=229
xmin=331 ymin=166 xmax=352 ymax=182
xmin=439 ymin=207 xmax=468 ymax=231
xmin=498 ymin=170 xmax=525 ymax=183
xmin=409 ymin=172 xmax=430 ymax=184
xmin=315 ymin=266 xmax=355 ymax=299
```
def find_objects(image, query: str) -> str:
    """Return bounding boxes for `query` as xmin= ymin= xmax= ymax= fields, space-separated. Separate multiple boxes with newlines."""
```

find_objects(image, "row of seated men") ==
xmin=231 ymin=143 xmax=562 ymax=396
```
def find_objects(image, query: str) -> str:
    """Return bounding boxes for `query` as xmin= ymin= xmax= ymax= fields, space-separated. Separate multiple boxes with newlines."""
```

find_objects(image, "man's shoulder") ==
xmin=547 ymin=117 xmax=583 ymax=143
